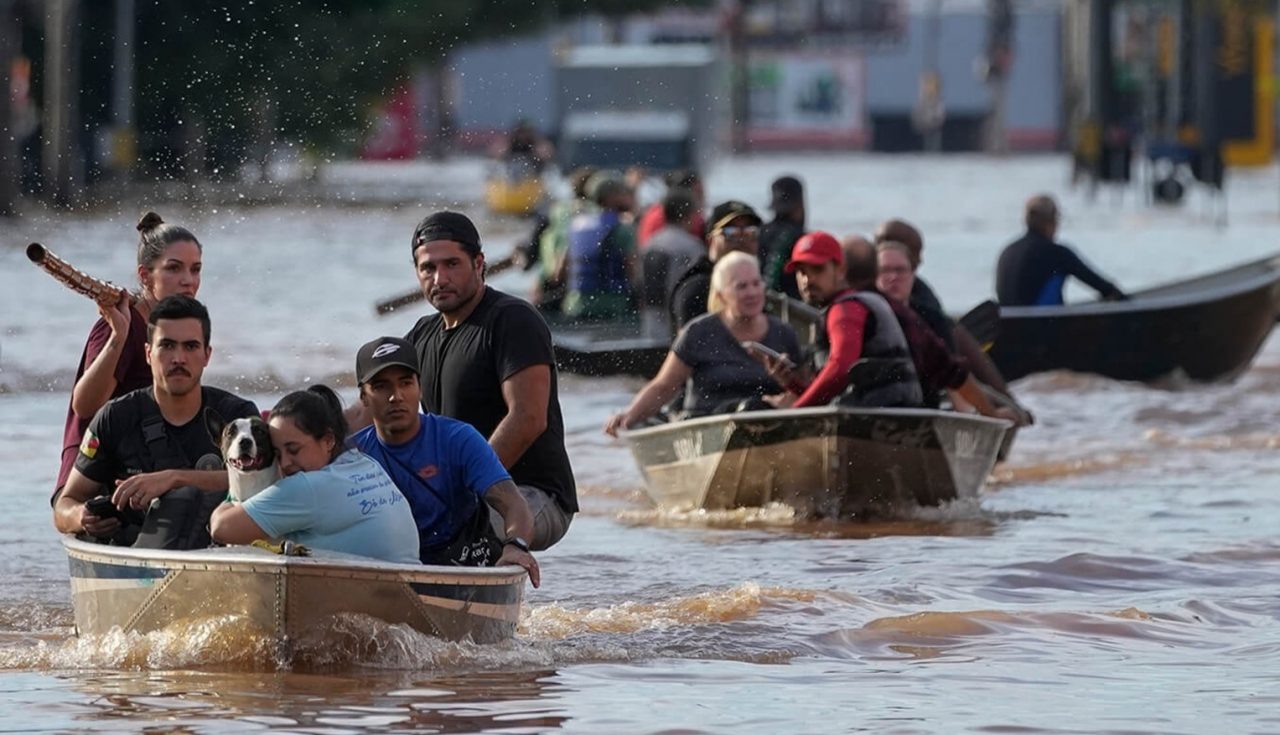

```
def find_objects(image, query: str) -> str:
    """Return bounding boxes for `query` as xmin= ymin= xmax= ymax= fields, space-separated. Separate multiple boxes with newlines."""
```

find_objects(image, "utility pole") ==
xmin=726 ymin=1 xmax=749 ymax=154
xmin=0 ymin=0 xmax=18 ymax=215
xmin=1087 ymin=0 xmax=1115 ymax=183
xmin=42 ymin=0 xmax=82 ymax=208
xmin=109 ymin=0 xmax=136 ymax=178
xmin=914 ymin=0 xmax=946 ymax=152
xmin=984 ymin=0 xmax=1014 ymax=153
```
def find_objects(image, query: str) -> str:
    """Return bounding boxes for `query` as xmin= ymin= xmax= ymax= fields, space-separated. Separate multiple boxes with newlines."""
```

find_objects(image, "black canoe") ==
xmin=551 ymin=319 xmax=668 ymax=377
xmin=551 ymin=296 xmax=822 ymax=378
xmin=989 ymin=253 xmax=1280 ymax=384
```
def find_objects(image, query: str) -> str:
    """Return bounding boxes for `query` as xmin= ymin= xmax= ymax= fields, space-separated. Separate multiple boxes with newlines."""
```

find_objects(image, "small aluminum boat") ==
xmin=63 ymin=537 xmax=525 ymax=646
xmin=622 ymin=407 xmax=1010 ymax=518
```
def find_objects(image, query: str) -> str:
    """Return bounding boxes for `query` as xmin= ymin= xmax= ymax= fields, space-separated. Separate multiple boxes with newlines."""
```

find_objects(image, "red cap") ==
xmin=784 ymin=231 xmax=844 ymax=273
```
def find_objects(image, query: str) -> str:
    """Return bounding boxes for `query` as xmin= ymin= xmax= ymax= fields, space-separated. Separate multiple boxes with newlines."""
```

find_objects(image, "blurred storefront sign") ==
xmin=745 ymin=52 xmax=867 ymax=148
xmin=743 ymin=0 xmax=905 ymax=47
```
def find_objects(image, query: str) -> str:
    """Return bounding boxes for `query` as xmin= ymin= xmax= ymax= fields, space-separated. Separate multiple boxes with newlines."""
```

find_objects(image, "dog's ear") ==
xmin=205 ymin=408 xmax=228 ymax=448
xmin=253 ymin=419 xmax=278 ymax=463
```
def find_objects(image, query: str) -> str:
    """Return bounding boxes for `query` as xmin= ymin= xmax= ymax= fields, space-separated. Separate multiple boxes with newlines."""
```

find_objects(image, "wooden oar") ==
xmin=956 ymin=299 xmax=1000 ymax=351
xmin=374 ymin=253 xmax=518 ymax=316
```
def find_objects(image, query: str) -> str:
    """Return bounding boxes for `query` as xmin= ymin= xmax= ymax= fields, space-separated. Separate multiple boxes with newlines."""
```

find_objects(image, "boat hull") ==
xmin=63 ymin=538 xmax=525 ymax=645
xmin=485 ymin=176 xmax=542 ymax=216
xmin=623 ymin=407 xmax=1009 ymax=519
xmin=991 ymin=253 xmax=1280 ymax=383
xmin=553 ymin=332 xmax=668 ymax=377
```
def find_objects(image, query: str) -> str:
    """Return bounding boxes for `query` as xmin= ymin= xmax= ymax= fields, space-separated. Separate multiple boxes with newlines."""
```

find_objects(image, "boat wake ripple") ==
xmin=1143 ymin=428 xmax=1280 ymax=451
xmin=523 ymin=582 xmax=815 ymax=640
xmin=0 ymin=584 xmax=819 ymax=672
xmin=989 ymin=451 xmax=1147 ymax=486
xmin=985 ymin=551 xmax=1249 ymax=594
xmin=614 ymin=502 xmax=799 ymax=529
xmin=804 ymin=605 xmax=1214 ymax=661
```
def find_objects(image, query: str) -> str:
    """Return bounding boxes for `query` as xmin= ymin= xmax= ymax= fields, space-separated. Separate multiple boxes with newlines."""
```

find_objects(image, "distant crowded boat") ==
xmin=484 ymin=159 xmax=543 ymax=216
xmin=622 ymin=406 xmax=1010 ymax=519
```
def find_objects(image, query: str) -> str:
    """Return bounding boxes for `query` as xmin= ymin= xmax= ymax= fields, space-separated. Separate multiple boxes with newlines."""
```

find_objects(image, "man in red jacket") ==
xmin=770 ymin=232 xmax=922 ymax=409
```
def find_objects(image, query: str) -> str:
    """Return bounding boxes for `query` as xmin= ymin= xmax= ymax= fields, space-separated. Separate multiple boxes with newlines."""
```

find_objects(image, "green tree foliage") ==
xmin=130 ymin=0 xmax=702 ymax=174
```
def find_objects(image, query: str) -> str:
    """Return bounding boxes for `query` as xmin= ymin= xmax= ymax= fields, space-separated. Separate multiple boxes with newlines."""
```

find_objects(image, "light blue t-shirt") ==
xmin=241 ymin=449 xmax=419 ymax=565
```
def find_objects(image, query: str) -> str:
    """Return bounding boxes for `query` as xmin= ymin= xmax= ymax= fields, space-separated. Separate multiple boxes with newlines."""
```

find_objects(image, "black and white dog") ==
xmin=215 ymin=416 xmax=280 ymax=503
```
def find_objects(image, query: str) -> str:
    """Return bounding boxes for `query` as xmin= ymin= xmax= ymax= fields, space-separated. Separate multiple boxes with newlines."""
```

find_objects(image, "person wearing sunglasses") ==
xmin=668 ymin=200 xmax=762 ymax=331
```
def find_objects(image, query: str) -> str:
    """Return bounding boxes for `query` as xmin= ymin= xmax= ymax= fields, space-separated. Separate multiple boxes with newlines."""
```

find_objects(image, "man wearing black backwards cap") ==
xmin=759 ymin=175 xmax=806 ymax=299
xmin=350 ymin=336 xmax=539 ymax=585
xmin=668 ymin=200 xmax=762 ymax=330
xmin=354 ymin=211 xmax=576 ymax=552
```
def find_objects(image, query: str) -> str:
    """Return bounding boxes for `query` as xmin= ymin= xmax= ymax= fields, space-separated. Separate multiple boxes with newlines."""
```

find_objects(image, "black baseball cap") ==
xmin=769 ymin=175 xmax=804 ymax=213
xmin=411 ymin=211 xmax=481 ymax=253
xmin=355 ymin=336 xmax=419 ymax=385
xmin=706 ymin=200 xmax=762 ymax=236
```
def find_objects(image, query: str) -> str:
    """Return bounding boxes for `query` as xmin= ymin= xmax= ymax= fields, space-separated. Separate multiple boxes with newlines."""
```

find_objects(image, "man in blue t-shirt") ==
xmin=349 ymin=336 xmax=540 ymax=586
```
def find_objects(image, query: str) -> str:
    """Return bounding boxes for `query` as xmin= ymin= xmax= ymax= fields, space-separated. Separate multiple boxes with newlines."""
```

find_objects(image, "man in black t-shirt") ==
xmin=53 ymin=296 xmax=258 ymax=549
xmin=397 ymin=211 xmax=576 ymax=551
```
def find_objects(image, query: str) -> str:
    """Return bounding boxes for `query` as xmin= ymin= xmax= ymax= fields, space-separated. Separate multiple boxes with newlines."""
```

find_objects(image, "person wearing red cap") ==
xmin=770 ymin=232 xmax=922 ymax=409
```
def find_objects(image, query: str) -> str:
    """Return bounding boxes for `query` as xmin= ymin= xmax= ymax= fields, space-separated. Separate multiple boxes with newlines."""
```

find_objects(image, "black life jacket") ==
xmin=815 ymin=291 xmax=924 ymax=408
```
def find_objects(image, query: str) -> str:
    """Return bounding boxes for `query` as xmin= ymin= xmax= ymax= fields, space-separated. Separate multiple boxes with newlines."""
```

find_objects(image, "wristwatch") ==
xmin=503 ymin=536 xmax=531 ymax=554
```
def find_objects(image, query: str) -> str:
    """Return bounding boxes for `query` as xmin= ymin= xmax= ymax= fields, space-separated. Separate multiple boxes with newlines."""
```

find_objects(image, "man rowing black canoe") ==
xmin=996 ymin=194 xmax=1127 ymax=307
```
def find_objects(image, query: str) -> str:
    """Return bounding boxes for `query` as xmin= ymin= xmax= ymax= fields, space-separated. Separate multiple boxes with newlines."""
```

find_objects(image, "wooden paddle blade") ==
xmin=373 ymin=251 xmax=517 ymax=316
xmin=957 ymin=299 xmax=1000 ymax=351
xmin=375 ymin=288 xmax=425 ymax=316
xmin=484 ymin=254 xmax=516 ymax=278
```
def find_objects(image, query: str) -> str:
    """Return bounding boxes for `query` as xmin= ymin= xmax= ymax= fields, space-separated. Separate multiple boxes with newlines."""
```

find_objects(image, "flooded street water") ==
xmin=3 ymin=154 xmax=1280 ymax=733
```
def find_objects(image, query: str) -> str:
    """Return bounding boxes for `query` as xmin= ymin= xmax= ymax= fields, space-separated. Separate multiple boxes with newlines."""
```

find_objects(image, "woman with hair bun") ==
xmin=210 ymin=385 xmax=421 ymax=565
xmin=52 ymin=212 xmax=204 ymax=503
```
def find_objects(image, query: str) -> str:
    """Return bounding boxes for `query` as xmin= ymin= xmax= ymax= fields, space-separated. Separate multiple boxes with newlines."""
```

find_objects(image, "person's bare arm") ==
xmin=484 ymin=480 xmax=535 ymax=543
xmin=551 ymin=250 xmax=569 ymax=286
xmin=604 ymin=352 xmax=692 ymax=436
xmin=953 ymin=324 xmax=1011 ymax=395
xmin=210 ymin=502 xmax=269 ymax=545
xmin=71 ymin=298 xmax=132 ymax=418
xmin=950 ymin=375 xmax=1000 ymax=416
xmin=53 ymin=469 xmax=112 ymax=536
xmin=112 ymin=469 xmax=229 ymax=511
xmin=491 ymin=364 xmax=552 ymax=469
xmin=484 ymin=479 xmax=540 ymax=587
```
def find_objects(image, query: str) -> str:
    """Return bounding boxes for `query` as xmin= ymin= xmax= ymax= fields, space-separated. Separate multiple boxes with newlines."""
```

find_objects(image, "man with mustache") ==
xmin=350 ymin=212 xmax=576 ymax=552
xmin=53 ymin=295 xmax=259 ymax=549
xmin=764 ymin=232 xmax=923 ymax=410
